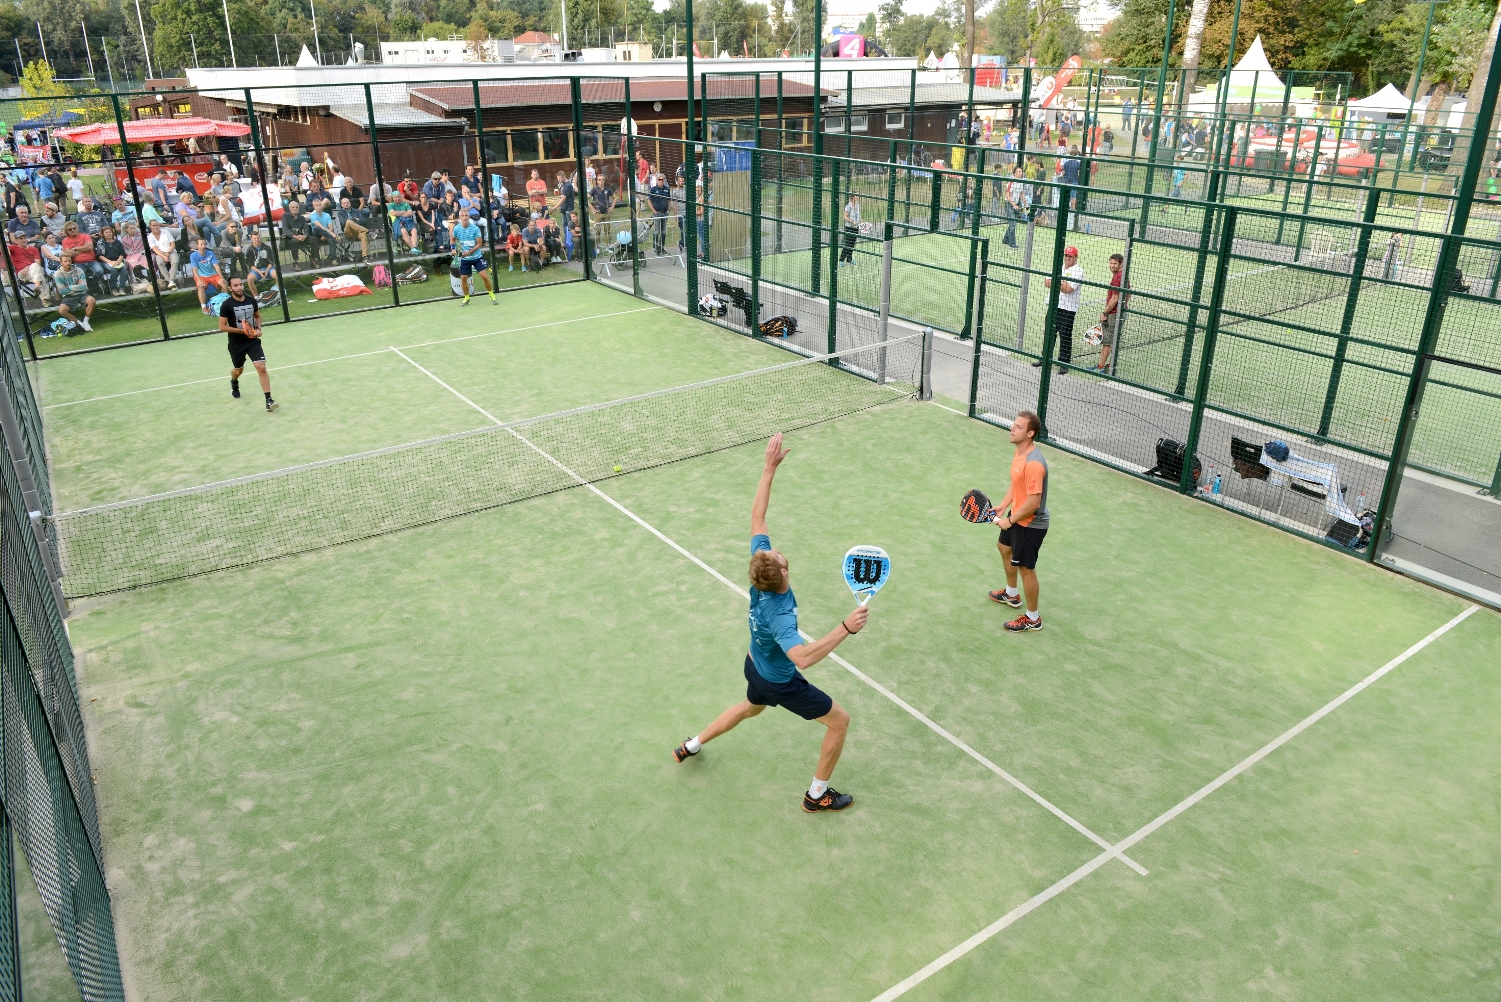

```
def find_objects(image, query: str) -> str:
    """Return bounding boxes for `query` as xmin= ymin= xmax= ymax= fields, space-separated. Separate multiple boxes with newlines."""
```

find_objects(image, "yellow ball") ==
xmin=614 ymin=465 xmax=622 ymax=472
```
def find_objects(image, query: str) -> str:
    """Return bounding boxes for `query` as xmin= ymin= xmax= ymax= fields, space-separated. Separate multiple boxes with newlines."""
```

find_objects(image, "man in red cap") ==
xmin=1037 ymin=245 xmax=1083 ymax=374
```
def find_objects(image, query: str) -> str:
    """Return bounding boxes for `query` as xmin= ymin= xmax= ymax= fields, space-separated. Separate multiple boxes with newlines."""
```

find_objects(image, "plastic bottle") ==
xmin=1212 ymin=471 xmax=1223 ymax=495
xmin=1356 ymin=491 xmax=1368 ymax=511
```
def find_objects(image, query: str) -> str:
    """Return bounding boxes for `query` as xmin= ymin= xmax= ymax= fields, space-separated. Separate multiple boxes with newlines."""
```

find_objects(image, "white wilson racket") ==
xmin=843 ymin=546 xmax=891 ymax=606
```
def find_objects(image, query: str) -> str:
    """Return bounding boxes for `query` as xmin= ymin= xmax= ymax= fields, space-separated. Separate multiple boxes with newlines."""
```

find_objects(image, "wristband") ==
xmin=841 ymin=620 xmax=853 ymax=636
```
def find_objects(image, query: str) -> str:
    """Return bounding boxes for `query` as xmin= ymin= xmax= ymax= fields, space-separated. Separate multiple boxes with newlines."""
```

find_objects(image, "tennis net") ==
xmin=51 ymin=334 xmax=924 ymax=597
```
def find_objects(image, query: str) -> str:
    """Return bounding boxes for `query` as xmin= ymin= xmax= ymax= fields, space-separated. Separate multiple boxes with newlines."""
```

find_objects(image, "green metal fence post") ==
xmin=960 ymin=236 xmax=980 ymax=340
xmin=366 ymin=83 xmax=402 ymax=308
xmin=1175 ymin=168 xmax=1222 ymax=396
xmin=1319 ymin=186 xmax=1381 ymax=436
xmin=904 ymin=67 xmax=916 ymax=225
xmin=1127 ymin=72 xmax=1144 ymax=191
xmin=472 ymin=80 xmax=501 ymax=279
xmin=750 ymin=146 xmax=761 ymax=332
xmin=1180 ymin=207 xmax=1238 ymax=493
xmin=827 ymin=163 xmax=841 ymax=357
xmin=885 ymin=137 xmax=897 ymax=230
xmin=967 ymin=240 xmax=991 ymax=416
xmin=570 ymin=78 xmax=594 ymax=281
xmin=928 ymin=170 xmax=942 ymax=232
xmin=625 ymin=77 xmax=642 ymax=296
xmin=685 ymin=7 xmax=698 ymax=309
xmin=811 ymin=0 xmax=824 ymax=294
xmin=1035 ymin=185 xmax=1071 ymax=432
xmin=114 ymin=92 xmax=172 ymax=337
xmin=775 ymin=71 xmax=784 ymax=252
xmin=1141 ymin=0 xmax=1179 ymax=233
xmin=1294 ymin=123 xmax=1323 ymax=259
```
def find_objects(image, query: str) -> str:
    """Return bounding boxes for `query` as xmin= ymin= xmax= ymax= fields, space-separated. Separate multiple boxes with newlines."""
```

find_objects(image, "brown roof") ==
xmin=411 ymin=78 xmax=821 ymax=111
xmin=512 ymin=31 xmax=555 ymax=44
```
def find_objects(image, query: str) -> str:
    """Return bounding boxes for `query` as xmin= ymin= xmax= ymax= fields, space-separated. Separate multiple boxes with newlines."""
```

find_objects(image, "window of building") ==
xmin=174 ymin=102 xmax=193 ymax=117
xmin=601 ymin=125 xmax=623 ymax=157
xmin=576 ymin=128 xmax=602 ymax=159
xmin=483 ymin=135 xmax=509 ymax=164
xmin=540 ymin=128 xmax=571 ymax=161
xmin=510 ymin=130 xmax=541 ymax=162
xmin=849 ymin=114 xmax=868 ymax=132
xmin=823 ymin=115 xmax=845 ymax=132
xmin=886 ymin=112 xmax=905 ymax=131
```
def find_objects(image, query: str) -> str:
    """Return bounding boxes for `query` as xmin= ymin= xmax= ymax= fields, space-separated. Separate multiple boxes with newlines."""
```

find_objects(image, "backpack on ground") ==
xmin=372 ymin=264 xmax=392 ymax=287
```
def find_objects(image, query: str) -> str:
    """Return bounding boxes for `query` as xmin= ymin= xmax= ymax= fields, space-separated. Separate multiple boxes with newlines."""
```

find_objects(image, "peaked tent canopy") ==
xmin=1185 ymin=35 xmax=1306 ymax=109
xmin=297 ymin=44 xmax=318 ymax=67
xmin=1349 ymin=82 xmax=1415 ymax=116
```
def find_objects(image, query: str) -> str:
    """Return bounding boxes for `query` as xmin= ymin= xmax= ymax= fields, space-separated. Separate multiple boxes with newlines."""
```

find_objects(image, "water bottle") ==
xmin=1356 ymin=491 xmax=1368 ymax=511
xmin=1212 ymin=471 xmax=1223 ymax=495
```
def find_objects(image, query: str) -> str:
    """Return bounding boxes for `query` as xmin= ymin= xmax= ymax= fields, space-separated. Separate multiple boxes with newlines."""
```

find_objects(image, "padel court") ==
xmin=36 ymin=281 xmax=1499 ymax=1000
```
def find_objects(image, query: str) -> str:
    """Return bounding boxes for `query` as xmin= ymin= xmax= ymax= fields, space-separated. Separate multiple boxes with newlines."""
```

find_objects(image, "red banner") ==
xmin=112 ymin=160 xmax=218 ymax=199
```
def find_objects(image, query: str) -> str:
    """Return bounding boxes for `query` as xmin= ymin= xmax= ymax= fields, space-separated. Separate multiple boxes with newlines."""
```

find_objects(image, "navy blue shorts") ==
xmin=459 ymin=255 xmax=487 ymax=276
xmin=744 ymin=654 xmax=832 ymax=721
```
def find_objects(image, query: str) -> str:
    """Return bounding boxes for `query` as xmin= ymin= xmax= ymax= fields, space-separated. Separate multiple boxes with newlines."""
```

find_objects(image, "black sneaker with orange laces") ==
xmin=802 ymin=788 xmax=854 ymax=813
xmin=1004 ymin=613 xmax=1043 ymax=633
xmin=988 ymin=589 xmax=1022 ymax=608
xmin=672 ymin=740 xmax=699 ymax=763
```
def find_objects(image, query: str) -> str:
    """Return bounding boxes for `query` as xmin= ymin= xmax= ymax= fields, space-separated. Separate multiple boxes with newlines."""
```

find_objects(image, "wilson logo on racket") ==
xmin=843 ymin=546 xmax=891 ymax=606
xmin=960 ymin=489 xmax=996 ymax=523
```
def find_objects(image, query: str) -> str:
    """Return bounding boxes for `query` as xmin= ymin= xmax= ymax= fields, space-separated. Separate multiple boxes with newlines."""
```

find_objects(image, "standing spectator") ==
xmin=526 ymin=169 xmax=549 ymax=215
xmin=173 ymin=169 xmax=198 ymax=206
xmin=1095 ymin=252 xmax=1127 ymax=374
xmin=840 ymin=194 xmax=860 ymax=265
xmin=328 ymin=164 xmax=346 ymax=204
xmin=189 ymin=237 xmax=225 ymax=313
xmin=647 ymin=174 xmax=670 ymax=255
xmin=556 ymin=171 xmax=576 ymax=222
xmin=1122 ymin=96 xmax=1134 ymax=131
xmin=219 ymin=153 xmax=239 ymax=182
xmin=1171 ymin=161 xmax=1186 ymax=200
xmin=1037 ymin=245 xmax=1082 ymax=374
xmin=52 ymin=255 xmax=95 ymax=331
xmin=147 ymin=220 xmax=180 ymax=288
xmin=1002 ymin=165 xmax=1029 ymax=249
xmin=566 ymin=211 xmax=582 ymax=260
xmin=670 ymin=175 xmax=686 ymax=253
xmin=34 ymin=169 xmax=56 ymax=208
xmin=2 ymin=172 xmax=21 ymax=217
xmin=589 ymin=175 xmax=614 ymax=250
xmin=65 ymin=169 xmax=86 ymax=214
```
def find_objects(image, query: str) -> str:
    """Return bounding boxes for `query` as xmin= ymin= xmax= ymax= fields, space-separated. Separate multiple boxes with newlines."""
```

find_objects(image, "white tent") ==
xmin=1348 ymin=83 xmax=1414 ymax=118
xmin=296 ymin=45 xmax=318 ymax=67
xmin=922 ymin=50 xmax=940 ymax=70
xmin=1184 ymin=36 xmax=1295 ymax=110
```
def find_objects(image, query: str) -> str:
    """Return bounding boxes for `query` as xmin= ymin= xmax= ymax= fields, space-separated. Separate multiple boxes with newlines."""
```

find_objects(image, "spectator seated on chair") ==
xmin=388 ymin=192 xmax=420 ymax=254
xmin=280 ymin=200 xmax=318 ymax=267
xmin=506 ymin=223 xmax=525 ymax=271
xmin=217 ymin=221 xmax=247 ymax=278
xmin=95 ymin=225 xmax=131 ymax=295
xmin=243 ymin=230 xmax=278 ymax=297
xmin=75 ymin=196 xmax=108 ymax=238
xmin=39 ymin=202 xmax=67 ymax=242
xmin=522 ymin=217 xmax=546 ymax=269
xmin=39 ymin=232 xmax=64 ymax=282
xmin=120 ymin=221 xmax=150 ymax=288
xmin=6 ymin=230 xmax=49 ymax=304
xmin=52 ymin=255 xmax=95 ymax=332
xmin=539 ymin=215 xmax=564 ymax=263
xmin=146 ymin=220 xmax=180 ymax=289
xmin=307 ymin=199 xmax=341 ymax=261
xmin=189 ymin=237 xmax=226 ymax=313
xmin=336 ymin=197 xmax=372 ymax=261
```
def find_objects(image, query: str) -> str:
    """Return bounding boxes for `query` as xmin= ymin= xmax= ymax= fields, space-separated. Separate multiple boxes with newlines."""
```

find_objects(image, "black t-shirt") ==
xmin=558 ymin=180 xmax=576 ymax=213
xmin=219 ymin=293 xmax=259 ymax=337
xmin=96 ymin=238 xmax=126 ymax=263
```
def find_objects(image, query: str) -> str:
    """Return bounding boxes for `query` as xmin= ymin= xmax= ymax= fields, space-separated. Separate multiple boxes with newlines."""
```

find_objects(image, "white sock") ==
xmin=684 ymin=736 xmax=702 ymax=754
xmin=1026 ymin=609 xmax=1040 ymax=621
xmin=808 ymin=777 xmax=829 ymax=799
xmin=1005 ymin=586 xmax=1018 ymax=597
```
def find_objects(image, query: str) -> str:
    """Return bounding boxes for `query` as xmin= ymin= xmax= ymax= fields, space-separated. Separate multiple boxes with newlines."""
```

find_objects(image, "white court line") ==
xmin=390 ymin=346 xmax=1145 ymax=875
xmin=871 ymin=603 xmax=1482 ymax=1002
xmin=41 ymin=306 xmax=660 ymax=409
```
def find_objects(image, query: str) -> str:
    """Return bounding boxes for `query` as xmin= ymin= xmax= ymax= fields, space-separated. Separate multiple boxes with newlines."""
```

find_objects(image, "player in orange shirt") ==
xmin=987 ymin=410 xmax=1050 ymax=632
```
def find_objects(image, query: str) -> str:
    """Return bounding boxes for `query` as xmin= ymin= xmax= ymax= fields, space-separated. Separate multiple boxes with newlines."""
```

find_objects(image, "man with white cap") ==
xmin=1036 ymin=245 xmax=1083 ymax=374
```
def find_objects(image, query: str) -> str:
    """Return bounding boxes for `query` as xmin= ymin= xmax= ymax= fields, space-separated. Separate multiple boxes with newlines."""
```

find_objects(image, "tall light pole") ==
xmin=309 ymin=0 xmax=322 ymax=63
xmin=223 ymin=0 xmax=237 ymax=66
xmin=134 ymin=0 xmax=154 ymax=79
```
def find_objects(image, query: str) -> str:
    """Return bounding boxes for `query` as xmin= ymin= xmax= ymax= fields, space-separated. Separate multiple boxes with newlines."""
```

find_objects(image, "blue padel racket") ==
xmin=843 ymin=546 xmax=891 ymax=606
xmin=960 ymin=489 xmax=997 ymax=524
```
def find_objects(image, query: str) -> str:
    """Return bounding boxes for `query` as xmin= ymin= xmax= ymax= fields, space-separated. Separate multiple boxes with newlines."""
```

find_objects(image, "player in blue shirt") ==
xmin=673 ymin=433 xmax=870 ymax=813
xmin=451 ymin=208 xmax=495 ymax=306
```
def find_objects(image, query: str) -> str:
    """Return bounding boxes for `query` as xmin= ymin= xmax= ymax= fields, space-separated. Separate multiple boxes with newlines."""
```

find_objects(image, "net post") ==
xmin=569 ymin=78 xmax=594 ymax=282
xmin=878 ymin=219 xmax=893 ymax=384
xmin=625 ymin=78 xmax=642 ymax=297
xmin=114 ymin=91 xmax=172 ymax=339
xmin=1017 ymin=213 xmax=1035 ymax=351
xmin=1319 ymin=186 xmax=1380 ymax=436
xmin=1175 ymin=168 xmax=1222 ymax=397
xmin=826 ymin=165 xmax=841 ymax=358
xmin=968 ymin=242 xmax=991 ymax=418
xmin=1180 ymin=207 xmax=1238 ymax=494
xmin=1111 ymin=219 xmax=1135 ymax=376
xmin=365 ymin=82 xmax=402 ymax=308
xmin=1035 ymin=186 xmax=1069 ymax=433
xmin=751 ymin=146 xmax=762 ymax=335
xmin=920 ymin=326 xmax=934 ymax=400
xmin=960 ymin=235 xmax=979 ymax=340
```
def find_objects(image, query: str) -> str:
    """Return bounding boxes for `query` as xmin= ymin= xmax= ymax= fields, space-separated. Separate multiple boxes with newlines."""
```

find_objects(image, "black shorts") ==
xmin=227 ymin=334 xmax=265 ymax=368
xmin=999 ymin=523 xmax=1047 ymax=569
xmin=743 ymin=655 xmax=832 ymax=721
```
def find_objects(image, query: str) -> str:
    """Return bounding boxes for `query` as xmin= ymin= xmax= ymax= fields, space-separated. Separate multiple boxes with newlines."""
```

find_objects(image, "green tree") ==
xmin=982 ymin=0 xmax=1029 ymax=61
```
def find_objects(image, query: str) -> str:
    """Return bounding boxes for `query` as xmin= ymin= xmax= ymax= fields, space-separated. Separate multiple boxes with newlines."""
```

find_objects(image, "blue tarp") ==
xmin=13 ymin=111 xmax=82 ymax=131
xmin=714 ymin=141 xmax=755 ymax=173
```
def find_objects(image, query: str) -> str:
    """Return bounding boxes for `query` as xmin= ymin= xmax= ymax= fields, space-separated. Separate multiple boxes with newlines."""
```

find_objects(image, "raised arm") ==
xmin=751 ymin=432 xmax=790 ymax=537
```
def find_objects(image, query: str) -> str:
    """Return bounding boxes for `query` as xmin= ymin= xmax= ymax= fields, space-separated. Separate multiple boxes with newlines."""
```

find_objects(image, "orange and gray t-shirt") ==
xmin=1005 ymin=447 xmax=1050 ymax=529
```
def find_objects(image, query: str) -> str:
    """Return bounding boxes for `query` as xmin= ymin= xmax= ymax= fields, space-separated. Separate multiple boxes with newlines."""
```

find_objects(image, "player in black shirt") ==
xmin=218 ymin=276 xmax=278 ymax=411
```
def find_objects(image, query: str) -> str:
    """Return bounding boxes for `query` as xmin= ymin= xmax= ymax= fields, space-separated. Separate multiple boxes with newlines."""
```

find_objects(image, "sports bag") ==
xmin=372 ymin=264 xmax=392 ymax=287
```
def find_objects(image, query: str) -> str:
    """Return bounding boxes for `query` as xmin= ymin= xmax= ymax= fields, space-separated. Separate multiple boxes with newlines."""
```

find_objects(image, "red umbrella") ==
xmin=54 ymin=117 xmax=252 ymax=147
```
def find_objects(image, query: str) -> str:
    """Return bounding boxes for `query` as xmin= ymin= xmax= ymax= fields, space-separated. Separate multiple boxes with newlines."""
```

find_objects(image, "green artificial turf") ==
xmin=37 ymin=280 xmax=1495 ymax=999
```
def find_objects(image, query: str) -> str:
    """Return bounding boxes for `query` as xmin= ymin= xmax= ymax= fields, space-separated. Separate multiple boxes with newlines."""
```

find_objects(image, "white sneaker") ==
xmin=79 ymin=317 xmax=92 ymax=332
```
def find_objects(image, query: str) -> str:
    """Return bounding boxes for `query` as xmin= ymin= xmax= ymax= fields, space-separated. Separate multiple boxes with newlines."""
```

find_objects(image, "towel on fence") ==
xmin=1258 ymin=448 xmax=1359 ymax=524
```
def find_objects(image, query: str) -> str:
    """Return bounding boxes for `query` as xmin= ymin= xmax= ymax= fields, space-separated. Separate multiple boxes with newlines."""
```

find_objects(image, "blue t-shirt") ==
xmin=452 ymin=221 xmax=483 ymax=259
xmin=748 ymin=534 xmax=800 ymax=684
xmin=189 ymin=249 xmax=219 ymax=278
xmin=308 ymin=209 xmax=333 ymax=232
